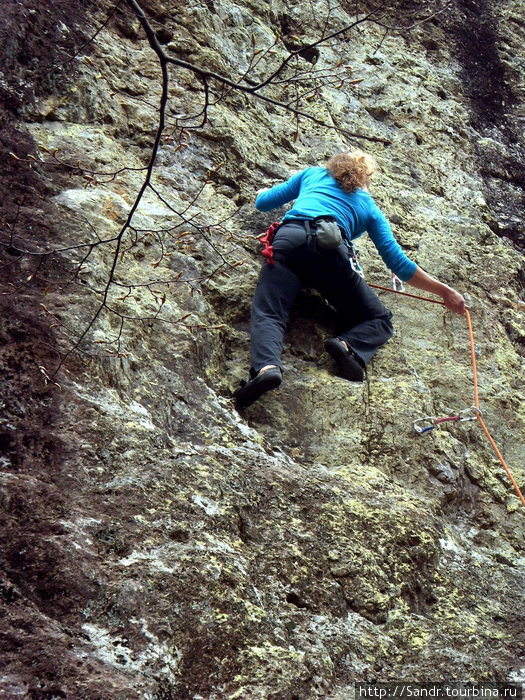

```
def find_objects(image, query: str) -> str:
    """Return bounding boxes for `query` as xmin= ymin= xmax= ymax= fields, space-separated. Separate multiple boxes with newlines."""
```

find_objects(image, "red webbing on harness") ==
xmin=259 ymin=222 xmax=280 ymax=265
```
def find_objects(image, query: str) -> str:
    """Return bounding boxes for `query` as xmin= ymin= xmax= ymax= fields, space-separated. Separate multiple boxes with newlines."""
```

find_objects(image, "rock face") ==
xmin=0 ymin=0 xmax=524 ymax=698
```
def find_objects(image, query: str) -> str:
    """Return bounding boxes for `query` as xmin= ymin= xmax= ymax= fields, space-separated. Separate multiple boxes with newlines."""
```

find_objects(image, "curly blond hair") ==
xmin=326 ymin=150 xmax=378 ymax=192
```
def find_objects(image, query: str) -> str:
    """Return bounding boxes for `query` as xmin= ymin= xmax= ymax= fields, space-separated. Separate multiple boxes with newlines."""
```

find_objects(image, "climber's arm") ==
xmin=406 ymin=266 xmax=466 ymax=314
xmin=255 ymin=170 xmax=305 ymax=211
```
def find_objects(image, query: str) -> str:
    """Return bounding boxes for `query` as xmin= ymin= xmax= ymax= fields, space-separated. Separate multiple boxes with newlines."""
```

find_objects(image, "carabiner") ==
xmin=413 ymin=417 xmax=436 ymax=434
xmin=392 ymin=274 xmax=405 ymax=292
xmin=458 ymin=405 xmax=481 ymax=422
xmin=347 ymin=242 xmax=365 ymax=278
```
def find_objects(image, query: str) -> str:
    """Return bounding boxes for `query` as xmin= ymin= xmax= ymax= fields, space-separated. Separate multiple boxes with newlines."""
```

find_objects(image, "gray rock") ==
xmin=0 ymin=0 xmax=523 ymax=698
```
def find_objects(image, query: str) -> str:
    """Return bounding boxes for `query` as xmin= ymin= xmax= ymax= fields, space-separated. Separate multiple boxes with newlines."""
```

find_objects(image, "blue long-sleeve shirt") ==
xmin=255 ymin=166 xmax=417 ymax=282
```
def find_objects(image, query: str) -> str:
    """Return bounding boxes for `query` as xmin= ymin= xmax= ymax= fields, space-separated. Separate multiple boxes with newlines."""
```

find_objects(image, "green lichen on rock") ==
xmin=0 ymin=0 xmax=524 ymax=698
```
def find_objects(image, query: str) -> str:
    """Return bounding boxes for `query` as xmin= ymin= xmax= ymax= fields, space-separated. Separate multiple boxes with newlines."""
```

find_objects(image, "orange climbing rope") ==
xmin=464 ymin=308 xmax=525 ymax=508
xmin=369 ymin=283 xmax=525 ymax=509
xmin=369 ymin=283 xmax=447 ymax=306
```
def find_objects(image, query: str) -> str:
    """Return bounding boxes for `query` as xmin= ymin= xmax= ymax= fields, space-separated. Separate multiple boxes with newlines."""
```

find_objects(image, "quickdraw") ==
xmin=413 ymin=406 xmax=481 ymax=434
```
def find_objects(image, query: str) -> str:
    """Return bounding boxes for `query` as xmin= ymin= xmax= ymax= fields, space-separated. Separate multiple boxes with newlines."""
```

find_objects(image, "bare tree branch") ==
xmin=2 ymin=0 xmax=457 ymax=376
xmin=126 ymin=0 xmax=392 ymax=144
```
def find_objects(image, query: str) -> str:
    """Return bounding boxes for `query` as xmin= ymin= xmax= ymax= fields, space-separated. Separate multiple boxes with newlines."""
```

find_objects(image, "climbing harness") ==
xmin=258 ymin=220 xmax=364 ymax=277
xmin=412 ymin=406 xmax=481 ymax=434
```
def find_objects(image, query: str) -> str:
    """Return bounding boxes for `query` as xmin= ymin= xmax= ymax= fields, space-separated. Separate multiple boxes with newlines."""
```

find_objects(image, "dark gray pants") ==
xmin=250 ymin=222 xmax=394 ymax=373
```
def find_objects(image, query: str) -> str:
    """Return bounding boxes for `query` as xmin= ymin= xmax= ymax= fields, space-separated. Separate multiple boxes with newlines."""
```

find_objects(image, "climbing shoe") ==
xmin=324 ymin=338 xmax=365 ymax=382
xmin=233 ymin=367 xmax=282 ymax=408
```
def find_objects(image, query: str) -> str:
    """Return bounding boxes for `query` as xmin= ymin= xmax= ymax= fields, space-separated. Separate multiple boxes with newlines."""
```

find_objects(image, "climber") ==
xmin=233 ymin=150 xmax=466 ymax=408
